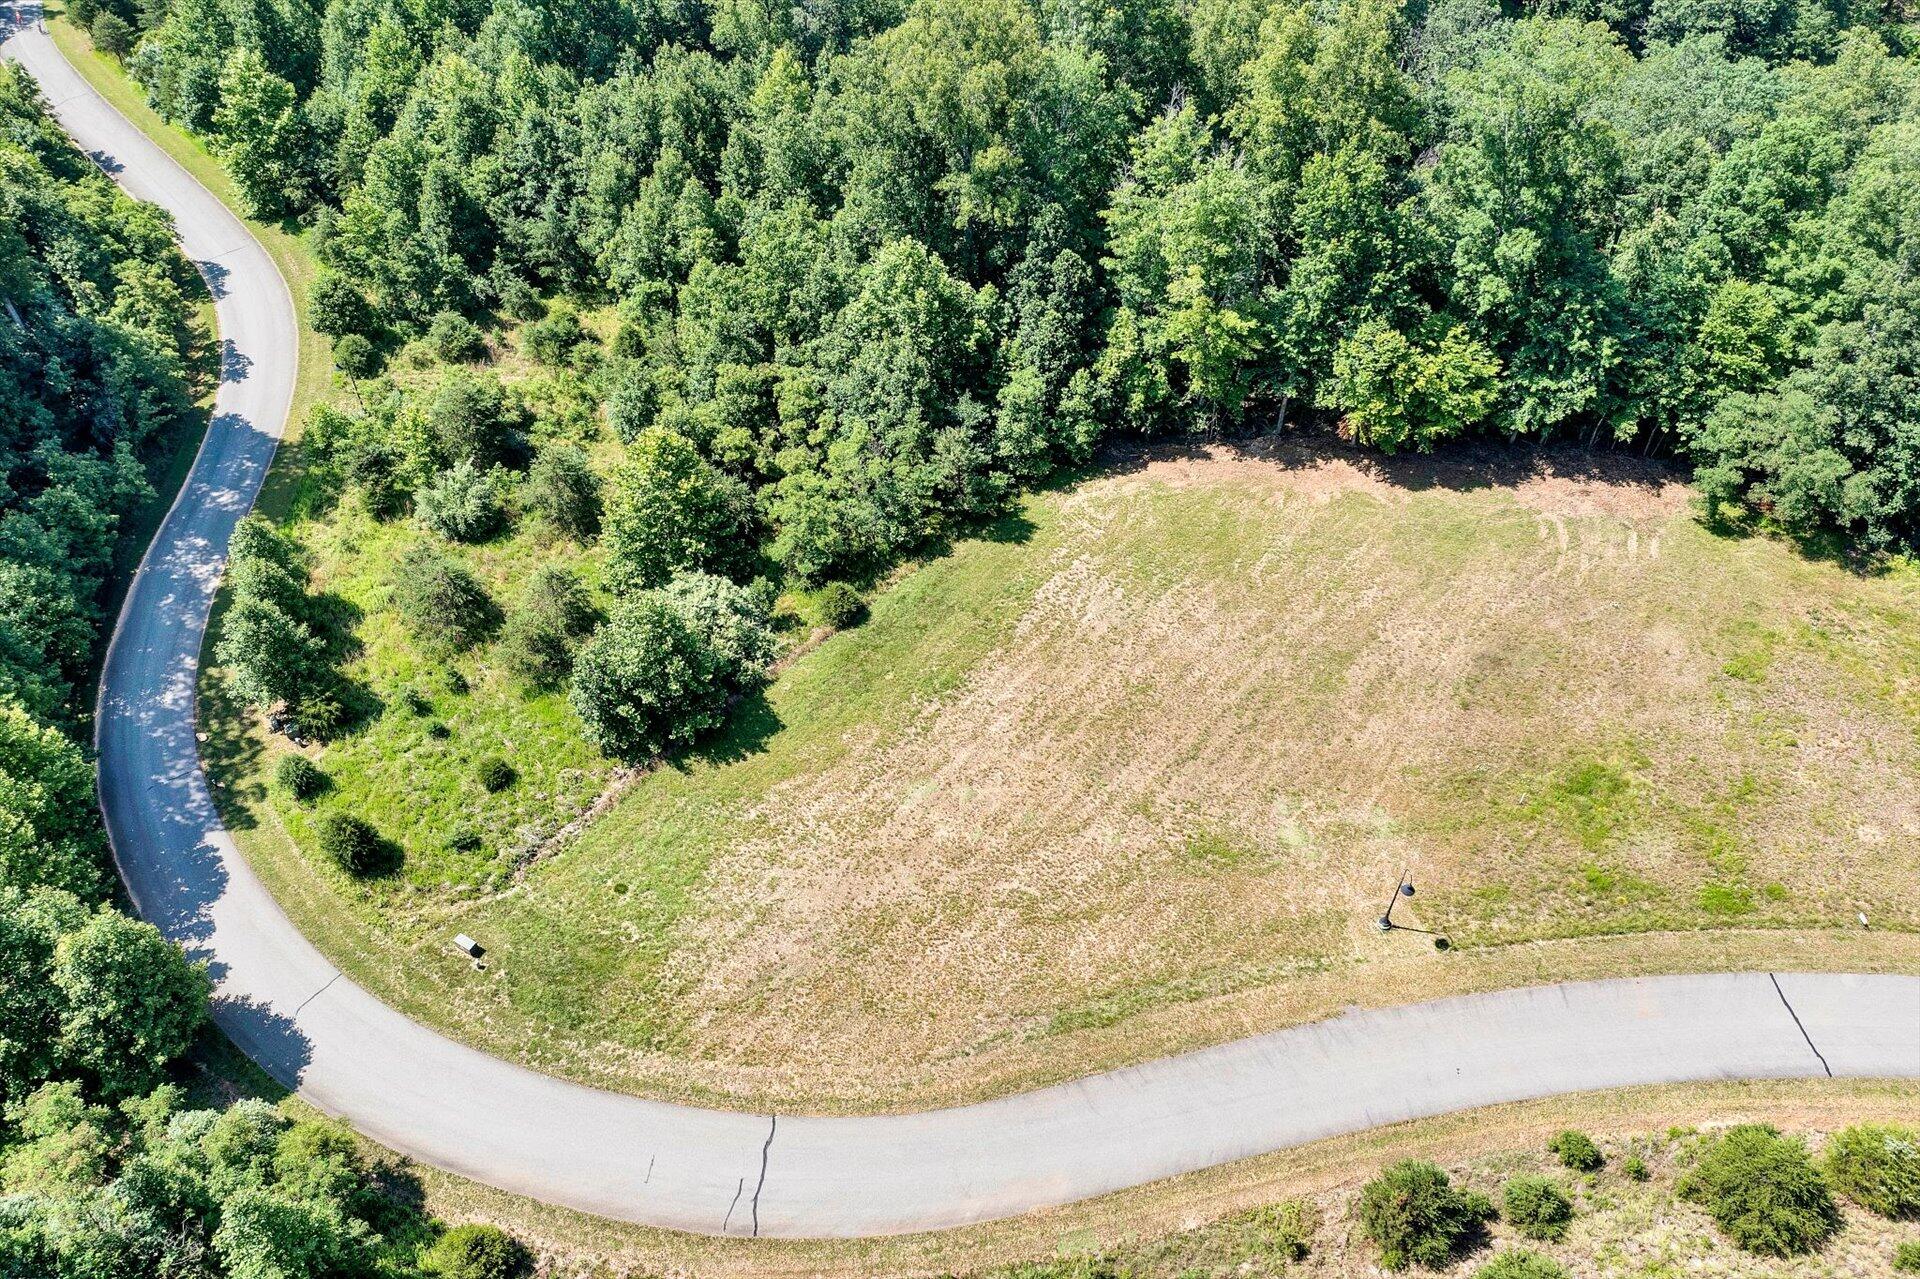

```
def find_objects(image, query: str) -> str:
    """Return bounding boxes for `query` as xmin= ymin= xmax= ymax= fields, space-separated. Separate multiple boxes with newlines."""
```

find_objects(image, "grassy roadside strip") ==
xmin=46 ymin=6 xmax=329 ymax=516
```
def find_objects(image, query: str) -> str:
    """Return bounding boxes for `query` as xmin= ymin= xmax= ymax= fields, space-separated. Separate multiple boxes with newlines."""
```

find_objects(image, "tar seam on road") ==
xmin=750 ymin=1115 xmax=776 ymax=1237
xmin=721 ymin=1177 xmax=744 ymax=1235
xmin=1769 ymin=972 xmax=1833 ymax=1077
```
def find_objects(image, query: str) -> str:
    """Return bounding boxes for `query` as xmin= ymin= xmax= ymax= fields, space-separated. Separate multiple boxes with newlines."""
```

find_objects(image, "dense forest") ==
xmin=0 ymin=65 xmax=530 ymax=1279
xmin=85 ymin=0 xmax=1920 ymax=569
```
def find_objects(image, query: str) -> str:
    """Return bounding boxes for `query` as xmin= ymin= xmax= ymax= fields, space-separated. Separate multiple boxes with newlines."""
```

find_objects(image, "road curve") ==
xmin=9 ymin=5 xmax=1919 ymax=1240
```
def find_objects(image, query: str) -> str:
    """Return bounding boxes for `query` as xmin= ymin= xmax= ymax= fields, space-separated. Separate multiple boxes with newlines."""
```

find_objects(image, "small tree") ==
xmin=212 ymin=1188 xmax=370 ymax=1279
xmin=604 ymin=427 xmax=752 ymax=593
xmin=426 ymin=371 xmax=515 ymax=469
xmin=1357 ymin=1160 xmax=1494 ymax=1270
xmin=656 ymin=572 xmax=775 ymax=687
xmin=333 ymin=333 xmax=380 ymax=379
xmin=1678 ymin=1125 xmax=1840 ymax=1256
xmin=53 ymin=913 xmax=210 ymax=1099
xmin=604 ymin=366 xmax=658 ymax=443
xmin=1822 ymin=1124 xmax=1920 ymax=1219
xmin=520 ymin=308 xmax=587 ymax=365
xmin=1473 ymin=1251 xmax=1567 ymax=1279
xmin=1321 ymin=319 xmax=1500 ymax=454
xmin=1502 ymin=1176 xmax=1574 ymax=1241
xmin=90 ymin=11 xmax=135 ymax=57
xmin=814 ymin=581 xmax=863 ymax=629
xmin=274 ymin=754 xmax=327 ymax=802
xmin=427 ymin=311 xmax=487 ymax=363
xmin=568 ymin=599 xmax=726 ymax=760
xmin=216 ymin=596 xmax=326 ymax=713
xmin=390 ymin=545 xmax=499 ymax=652
xmin=317 ymin=814 xmax=390 ymax=876
xmin=309 ymin=273 xmax=373 ymax=338
xmin=424 ymin=1223 xmax=530 ymax=1279
xmin=525 ymin=443 xmax=602 ymax=540
xmin=415 ymin=461 xmax=505 ymax=543
xmin=1548 ymin=1130 xmax=1604 ymax=1172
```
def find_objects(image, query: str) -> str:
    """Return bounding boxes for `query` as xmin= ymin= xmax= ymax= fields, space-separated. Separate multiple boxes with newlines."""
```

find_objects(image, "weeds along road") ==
xmin=7 ymin=2 xmax=1919 ymax=1240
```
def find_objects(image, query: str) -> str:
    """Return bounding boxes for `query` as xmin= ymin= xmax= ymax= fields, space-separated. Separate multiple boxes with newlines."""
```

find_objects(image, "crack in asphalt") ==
xmin=751 ymin=1116 xmax=776 ymax=1237
xmin=721 ymin=1177 xmax=744 ymax=1235
xmin=1769 ymin=973 xmax=1833 ymax=1077
xmin=292 ymin=972 xmax=342 ymax=1020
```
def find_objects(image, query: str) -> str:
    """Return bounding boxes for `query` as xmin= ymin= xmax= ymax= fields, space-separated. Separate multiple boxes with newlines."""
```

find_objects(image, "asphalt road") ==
xmin=9 ymin=5 xmax=1918 ymax=1240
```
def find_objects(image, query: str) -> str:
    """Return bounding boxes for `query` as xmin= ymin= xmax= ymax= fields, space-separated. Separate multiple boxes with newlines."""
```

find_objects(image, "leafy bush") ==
xmin=317 ymin=814 xmax=392 ymax=876
xmin=428 ymin=311 xmax=487 ymax=363
xmin=1623 ymin=1154 xmax=1650 ymax=1182
xmin=1679 ymin=1125 xmax=1840 ymax=1256
xmin=424 ymin=1223 xmax=531 ymax=1279
xmin=1823 ymin=1124 xmax=1920 ymax=1219
xmin=655 ymin=572 xmax=776 ymax=685
xmin=1549 ymin=1130 xmax=1603 ymax=1172
xmin=1503 ymin=1176 xmax=1574 ymax=1241
xmin=814 ymin=581 xmax=864 ymax=629
xmin=1473 ymin=1250 xmax=1567 ymax=1279
xmin=1896 ymin=1241 xmax=1920 ymax=1272
xmin=390 ymin=545 xmax=500 ymax=652
xmin=499 ymin=566 xmax=596 ymax=688
xmin=274 ymin=754 xmax=327 ymax=802
xmin=415 ymin=460 xmax=505 ymax=543
xmin=474 ymin=756 xmax=516 ymax=793
xmin=525 ymin=443 xmax=602 ymax=540
xmin=568 ymin=599 xmax=726 ymax=760
xmin=1357 ymin=1159 xmax=1495 ymax=1270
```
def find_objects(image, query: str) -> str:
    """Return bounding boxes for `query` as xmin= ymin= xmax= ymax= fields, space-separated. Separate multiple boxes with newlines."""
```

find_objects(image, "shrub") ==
xmin=499 ymin=567 xmax=596 ymax=689
xmin=525 ymin=443 xmax=602 ymax=540
xmin=1357 ymin=1159 xmax=1495 ymax=1270
xmin=1823 ymin=1124 xmax=1920 ymax=1219
xmin=1473 ymin=1251 xmax=1567 ymax=1279
xmin=569 ymin=599 xmax=726 ymax=760
xmin=1896 ymin=1241 xmax=1920 ymax=1272
xmin=1235 ymin=1200 xmax=1315 ymax=1262
xmin=428 ymin=311 xmax=487 ymax=363
xmin=390 ymin=545 xmax=499 ymax=652
xmin=317 ymin=814 xmax=392 ymax=876
xmin=1679 ymin=1125 xmax=1840 ymax=1256
xmin=1623 ymin=1155 xmax=1650 ymax=1182
xmin=415 ymin=461 xmax=505 ymax=543
xmin=1548 ymin=1130 xmax=1603 ymax=1172
xmin=814 ymin=581 xmax=863 ymax=629
xmin=604 ymin=366 xmax=658 ymax=443
xmin=90 ymin=12 xmax=135 ymax=57
xmin=274 ymin=754 xmax=327 ymax=802
xmin=474 ymin=757 xmax=515 ymax=793
xmin=521 ymin=308 xmax=587 ymax=365
xmin=333 ymin=333 xmax=380 ymax=379
xmin=1503 ymin=1176 xmax=1574 ymax=1241
xmin=309 ymin=273 xmax=373 ymax=338
xmin=445 ymin=826 xmax=482 ymax=854
xmin=424 ymin=1223 xmax=530 ymax=1279
xmin=427 ymin=371 xmax=516 ymax=468
xmin=495 ymin=276 xmax=544 ymax=322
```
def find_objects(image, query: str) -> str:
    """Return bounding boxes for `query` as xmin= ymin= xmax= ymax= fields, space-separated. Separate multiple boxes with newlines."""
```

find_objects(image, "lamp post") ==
xmin=1376 ymin=870 xmax=1451 ymax=951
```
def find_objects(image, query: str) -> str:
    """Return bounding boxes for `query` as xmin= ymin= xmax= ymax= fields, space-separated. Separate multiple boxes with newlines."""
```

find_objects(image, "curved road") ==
xmin=9 ymin=6 xmax=1918 ymax=1240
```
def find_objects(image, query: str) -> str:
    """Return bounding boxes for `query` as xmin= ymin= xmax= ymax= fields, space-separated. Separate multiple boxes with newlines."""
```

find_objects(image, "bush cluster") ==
xmin=1822 ymin=1123 xmax=1920 ymax=1219
xmin=1678 ymin=1125 xmax=1841 ymax=1257
xmin=1357 ymin=1160 xmax=1494 ymax=1270
xmin=1503 ymin=1176 xmax=1574 ymax=1242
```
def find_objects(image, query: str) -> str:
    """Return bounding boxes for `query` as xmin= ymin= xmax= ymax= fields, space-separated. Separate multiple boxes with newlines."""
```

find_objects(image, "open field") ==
xmin=212 ymin=437 xmax=1920 ymax=1109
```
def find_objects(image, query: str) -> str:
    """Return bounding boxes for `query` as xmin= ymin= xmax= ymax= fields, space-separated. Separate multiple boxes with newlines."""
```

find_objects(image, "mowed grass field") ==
xmin=220 ymin=441 xmax=1920 ymax=1110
